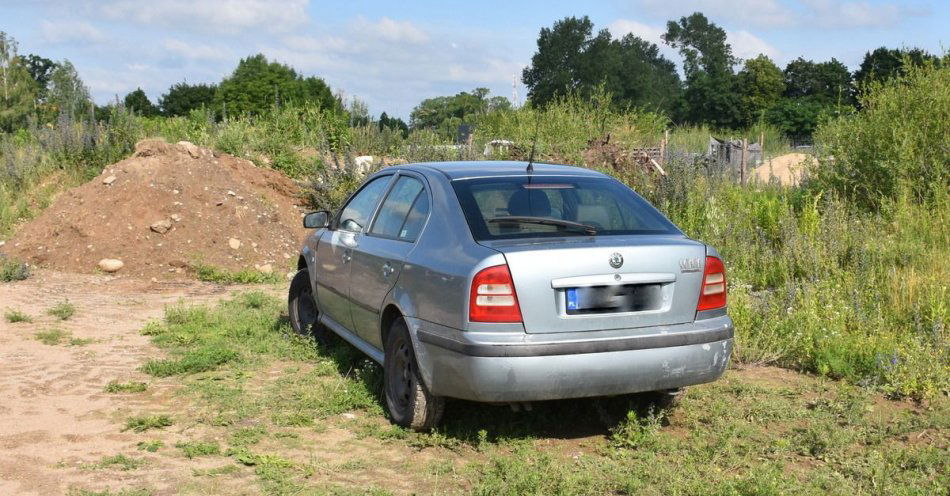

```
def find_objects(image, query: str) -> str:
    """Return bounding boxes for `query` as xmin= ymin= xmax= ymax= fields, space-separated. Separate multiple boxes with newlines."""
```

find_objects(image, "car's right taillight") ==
xmin=697 ymin=256 xmax=727 ymax=311
xmin=469 ymin=264 xmax=523 ymax=323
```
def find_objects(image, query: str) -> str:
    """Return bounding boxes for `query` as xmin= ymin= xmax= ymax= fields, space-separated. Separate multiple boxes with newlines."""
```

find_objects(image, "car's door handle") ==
xmin=342 ymin=252 xmax=352 ymax=264
xmin=382 ymin=262 xmax=395 ymax=278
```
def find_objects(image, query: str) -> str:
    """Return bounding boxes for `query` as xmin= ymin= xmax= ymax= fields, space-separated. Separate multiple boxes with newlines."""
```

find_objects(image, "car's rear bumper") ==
xmin=408 ymin=314 xmax=733 ymax=402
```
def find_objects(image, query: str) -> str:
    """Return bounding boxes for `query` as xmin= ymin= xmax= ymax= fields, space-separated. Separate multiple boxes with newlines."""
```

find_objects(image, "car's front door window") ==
xmin=338 ymin=176 xmax=392 ymax=233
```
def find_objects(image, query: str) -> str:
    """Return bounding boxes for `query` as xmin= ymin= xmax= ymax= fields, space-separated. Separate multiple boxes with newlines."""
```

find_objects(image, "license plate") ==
xmin=565 ymin=284 xmax=662 ymax=315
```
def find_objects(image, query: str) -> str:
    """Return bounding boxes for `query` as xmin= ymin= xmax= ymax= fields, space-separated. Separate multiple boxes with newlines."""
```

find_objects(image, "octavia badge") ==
xmin=609 ymin=252 xmax=624 ymax=269
xmin=679 ymin=257 xmax=702 ymax=272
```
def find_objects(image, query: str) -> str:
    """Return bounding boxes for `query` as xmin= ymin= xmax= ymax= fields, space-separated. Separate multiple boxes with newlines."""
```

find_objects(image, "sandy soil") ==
xmin=753 ymin=152 xmax=811 ymax=186
xmin=0 ymin=270 xmax=256 ymax=495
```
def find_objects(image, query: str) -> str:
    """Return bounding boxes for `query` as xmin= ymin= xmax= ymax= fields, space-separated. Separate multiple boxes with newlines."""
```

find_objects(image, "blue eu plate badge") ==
xmin=566 ymin=288 xmax=578 ymax=311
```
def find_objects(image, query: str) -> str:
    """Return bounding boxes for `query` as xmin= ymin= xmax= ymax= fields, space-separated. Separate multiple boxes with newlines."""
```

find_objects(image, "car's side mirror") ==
xmin=303 ymin=211 xmax=330 ymax=229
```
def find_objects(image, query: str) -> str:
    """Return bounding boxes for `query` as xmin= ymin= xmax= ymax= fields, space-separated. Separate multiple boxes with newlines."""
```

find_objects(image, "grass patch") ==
xmin=114 ymin=292 xmax=950 ymax=494
xmin=136 ymin=440 xmax=163 ymax=452
xmin=47 ymin=300 xmax=76 ymax=320
xmin=193 ymin=263 xmax=283 ymax=285
xmin=140 ymin=346 xmax=239 ymax=377
xmin=34 ymin=328 xmax=92 ymax=346
xmin=105 ymin=381 xmax=148 ymax=393
xmin=4 ymin=308 xmax=32 ymax=323
xmin=123 ymin=414 xmax=173 ymax=433
xmin=175 ymin=440 xmax=221 ymax=458
xmin=192 ymin=464 xmax=240 ymax=477
xmin=84 ymin=454 xmax=145 ymax=471
xmin=35 ymin=328 xmax=68 ymax=345
xmin=0 ymin=256 xmax=30 ymax=282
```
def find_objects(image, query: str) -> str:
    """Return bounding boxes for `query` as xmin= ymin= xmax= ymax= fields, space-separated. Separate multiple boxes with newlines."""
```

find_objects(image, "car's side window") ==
xmin=338 ymin=176 xmax=392 ymax=233
xmin=370 ymin=176 xmax=429 ymax=242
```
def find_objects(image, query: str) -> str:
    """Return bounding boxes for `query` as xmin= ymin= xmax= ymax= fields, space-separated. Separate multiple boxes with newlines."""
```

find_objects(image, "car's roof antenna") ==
xmin=526 ymin=112 xmax=541 ymax=174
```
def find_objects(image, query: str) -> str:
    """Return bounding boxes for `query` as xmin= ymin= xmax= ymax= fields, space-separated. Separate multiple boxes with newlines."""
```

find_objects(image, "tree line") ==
xmin=516 ymin=13 xmax=942 ymax=140
xmin=2 ymin=12 xmax=943 ymax=141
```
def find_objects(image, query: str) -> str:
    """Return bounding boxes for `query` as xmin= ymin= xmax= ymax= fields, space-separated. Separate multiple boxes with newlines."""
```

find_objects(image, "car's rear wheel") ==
xmin=288 ymin=269 xmax=329 ymax=344
xmin=384 ymin=318 xmax=444 ymax=431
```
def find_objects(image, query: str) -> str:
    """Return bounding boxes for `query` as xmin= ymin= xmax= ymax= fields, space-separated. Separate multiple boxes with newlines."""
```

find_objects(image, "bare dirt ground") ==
xmin=753 ymin=152 xmax=810 ymax=186
xmin=0 ymin=270 xmax=464 ymax=495
xmin=0 ymin=270 xmax=257 ymax=495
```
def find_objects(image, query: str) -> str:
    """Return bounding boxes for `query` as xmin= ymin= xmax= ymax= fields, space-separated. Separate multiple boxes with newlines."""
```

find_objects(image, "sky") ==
xmin=3 ymin=0 xmax=947 ymax=119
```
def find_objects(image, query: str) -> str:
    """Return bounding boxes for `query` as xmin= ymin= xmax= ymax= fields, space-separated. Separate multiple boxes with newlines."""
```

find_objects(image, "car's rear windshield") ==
xmin=452 ymin=175 xmax=680 ymax=241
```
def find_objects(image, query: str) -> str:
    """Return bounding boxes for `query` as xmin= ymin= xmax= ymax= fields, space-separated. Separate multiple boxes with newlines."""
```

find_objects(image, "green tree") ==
xmin=410 ymin=87 xmax=509 ymax=136
xmin=378 ymin=111 xmax=409 ymax=138
xmin=783 ymin=57 xmax=852 ymax=104
xmin=736 ymin=55 xmax=785 ymax=126
xmin=215 ymin=53 xmax=339 ymax=116
xmin=159 ymin=81 xmax=217 ymax=116
xmin=613 ymin=34 xmax=682 ymax=113
xmin=0 ymin=32 xmax=37 ymax=131
xmin=123 ymin=87 xmax=159 ymax=117
xmin=522 ymin=16 xmax=617 ymax=106
xmin=47 ymin=60 xmax=91 ymax=118
xmin=663 ymin=12 xmax=740 ymax=126
xmin=24 ymin=54 xmax=55 ymax=98
xmin=853 ymin=47 xmax=939 ymax=90
xmin=765 ymin=98 xmax=827 ymax=140
xmin=522 ymin=17 xmax=681 ymax=113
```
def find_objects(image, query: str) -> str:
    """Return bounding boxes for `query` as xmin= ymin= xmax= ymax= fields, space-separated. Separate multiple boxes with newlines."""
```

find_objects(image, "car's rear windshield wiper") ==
xmin=488 ymin=216 xmax=598 ymax=236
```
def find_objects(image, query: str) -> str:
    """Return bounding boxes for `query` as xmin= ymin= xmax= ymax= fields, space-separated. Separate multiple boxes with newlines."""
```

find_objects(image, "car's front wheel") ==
xmin=384 ymin=318 xmax=444 ymax=431
xmin=288 ymin=268 xmax=329 ymax=344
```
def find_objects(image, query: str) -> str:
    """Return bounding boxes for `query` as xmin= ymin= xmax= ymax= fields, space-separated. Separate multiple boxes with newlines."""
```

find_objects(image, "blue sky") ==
xmin=4 ymin=0 xmax=947 ymax=119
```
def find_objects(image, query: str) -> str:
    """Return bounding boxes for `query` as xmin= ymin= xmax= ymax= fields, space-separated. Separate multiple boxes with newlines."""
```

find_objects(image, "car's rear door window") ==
xmin=370 ymin=176 xmax=429 ymax=242
xmin=453 ymin=176 xmax=679 ymax=240
xmin=338 ymin=175 xmax=392 ymax=233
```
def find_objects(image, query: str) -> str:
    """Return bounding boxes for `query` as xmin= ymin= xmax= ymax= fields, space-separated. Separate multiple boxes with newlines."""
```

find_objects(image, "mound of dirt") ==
xmin=754 ymin=152 xmax=810 ymax=186
xmin=1 ymin=139 xmax=308 ymax=279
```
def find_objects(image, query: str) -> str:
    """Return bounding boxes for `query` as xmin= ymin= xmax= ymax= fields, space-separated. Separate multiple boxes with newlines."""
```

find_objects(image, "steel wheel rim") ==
xmin=387 ymin=337 xmax=413 ymax=411
xmin=294 ymin=288 xmax=317 ymax=334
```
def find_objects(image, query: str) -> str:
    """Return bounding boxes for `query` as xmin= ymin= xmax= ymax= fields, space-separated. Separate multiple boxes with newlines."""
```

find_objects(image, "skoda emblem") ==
xmin=609 ymin=252 xmax=624 ymax=269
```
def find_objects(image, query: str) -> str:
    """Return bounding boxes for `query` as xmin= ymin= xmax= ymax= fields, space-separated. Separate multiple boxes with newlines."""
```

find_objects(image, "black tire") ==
xmin=384 ymin=318 xmax=444 ymax=431
xmin=288 ymin=269 xmax=329 ymax=344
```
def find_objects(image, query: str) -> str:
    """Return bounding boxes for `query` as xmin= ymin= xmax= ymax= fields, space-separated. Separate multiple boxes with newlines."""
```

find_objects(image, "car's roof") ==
xmin=397 ymin=161 xmax=606 ymax=180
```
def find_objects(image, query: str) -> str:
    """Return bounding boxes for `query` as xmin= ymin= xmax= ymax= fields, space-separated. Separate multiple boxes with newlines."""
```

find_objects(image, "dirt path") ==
xmin=0 ymin=270 xmax=263 ymax=495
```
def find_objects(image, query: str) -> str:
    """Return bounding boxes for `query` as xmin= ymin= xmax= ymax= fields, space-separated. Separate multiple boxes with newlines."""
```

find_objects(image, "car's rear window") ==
xmin=452 ymin=176 xmax=680 ymax=240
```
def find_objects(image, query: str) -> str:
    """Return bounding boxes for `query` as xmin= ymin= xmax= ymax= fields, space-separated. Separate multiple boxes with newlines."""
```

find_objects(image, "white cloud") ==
xmin=631 ymin=0 xmax=793 ymax=27
xmin=800 ymin=0 xmax=921 ymax=28
xmin=727 ymin=30 xmax=780 ymax=60
xmin=97 ymin=0 xmax=310 ymax=34
xmin=609 ymin=19 xmax=780 ymax=65
xmin=162 ymin=39 xmax=231 ymax=61
xmin=353 ymin=17 xmax=430 ymax=45
xmin=40 ymin=20 xmax=107 ymax=44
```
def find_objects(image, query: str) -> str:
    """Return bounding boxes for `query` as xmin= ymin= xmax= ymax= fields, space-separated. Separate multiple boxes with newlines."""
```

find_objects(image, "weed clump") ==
xmin=47 ymin=300 xmax=76 ymax=320
xmin=4 ymin=308 xmax=32 ymax=323
xmin=104 ymin=381 xmax=148 ymax=393
xmin=123 ymin=414 xmax=173 ymax=433
xmin=0 ymin=256 xmax=30 ymax=282
xmin=175 ymin=440 xmax=221 ymax=458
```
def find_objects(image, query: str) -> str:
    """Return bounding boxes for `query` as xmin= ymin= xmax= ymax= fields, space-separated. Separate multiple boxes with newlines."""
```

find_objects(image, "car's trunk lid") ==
xmin=480 ymin=235 xmax=705 ymax=333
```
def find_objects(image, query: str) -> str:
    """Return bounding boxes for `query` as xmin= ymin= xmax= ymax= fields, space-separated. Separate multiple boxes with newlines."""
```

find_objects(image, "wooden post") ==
xmin=661 ymin=129 xmax=670 ymax=166
xmin=759 ymin=131 xmax=765 ymax=164
xmin=740 ymin=138 xmax=748 ymax=186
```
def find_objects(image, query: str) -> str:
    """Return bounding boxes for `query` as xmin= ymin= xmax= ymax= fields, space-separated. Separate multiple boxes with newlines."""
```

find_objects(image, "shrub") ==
xmin=813 ymin=62 xmax=949 ymax=210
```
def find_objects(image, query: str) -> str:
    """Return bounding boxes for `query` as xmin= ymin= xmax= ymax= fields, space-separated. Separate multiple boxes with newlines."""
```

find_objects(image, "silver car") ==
xmin=289 ymin=161 xmax=732 ymax=430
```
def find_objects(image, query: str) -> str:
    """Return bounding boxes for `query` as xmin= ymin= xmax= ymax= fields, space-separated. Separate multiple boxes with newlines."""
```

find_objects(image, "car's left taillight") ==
xmin=697 ymin=256 xmax=727 ymax=311
xmin=469 ymin=264 xmax=523 ymax=323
